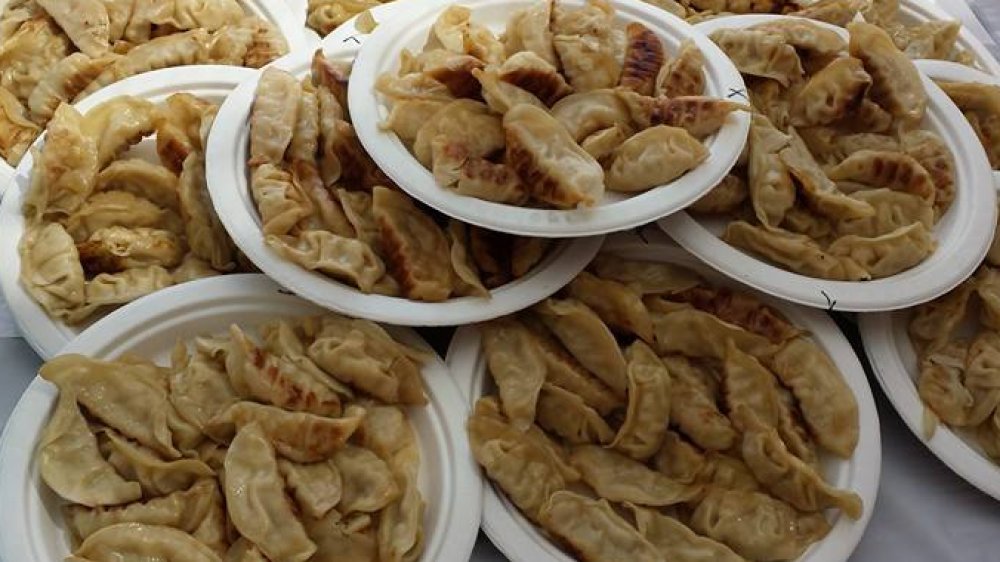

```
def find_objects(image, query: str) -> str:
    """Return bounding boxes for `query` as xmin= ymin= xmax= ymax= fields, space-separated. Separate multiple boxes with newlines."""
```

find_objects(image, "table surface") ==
xmin=3 ymin=1 xmax=999 ymax=560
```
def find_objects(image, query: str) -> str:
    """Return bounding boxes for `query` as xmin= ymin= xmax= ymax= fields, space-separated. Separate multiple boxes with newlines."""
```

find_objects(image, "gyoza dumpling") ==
xmin=481 ymin=318 xmax=546 ymax=431
xmin=709 ymin=29 xmax=803 ymax=87
xmin=225 ymin=423 xmax=316 ymax=562
xmin=788 ymin=0 xmax=863 ymax=27
xmin=538 ymin=492 xmax=662 ymax=562
xmin=656 ymin=39 xmax=705 ymax=98
xmin=250 ymin=163 xmax=313 ymax=236
xmin=418 ymin=50 xmax=484 ymax=99
xmin=36 ymin=0 xmax=109 ymax=56
xmin=502 ymin=0 xmax=558 ymax=67
xmin=64 ymin=190 xmax=180 ymax=242
xmin=156 ymin=93 xmax=215 ymax=173
xmin=178 ymin=153 xmax=235 ymax=271
xmin=835 ymin=188 xmax=933 ymax=238
xmin=898 ymin=20 xmax=961 ymax=60
xmin=828 ymin=150 xmax=936 ymax=205
xmin=609 ymin=341 xmax=671 ymax=460
xmin=568 ymin=272 xmax=653 ymax=342
xmin=650 ymin=301 xmax=777 ymax=360
xmin=0 ymin=17 xmax=71 ymax=102
xmin=780 ymin=131 xmax=875 ymax=220
xmin=77 ymin=226 xmax=184 ymax=274
xmin=628 ymin=504 xmax=747 ymax=562
xmin=78 ymin=30 xmax=211 ymax=98
xmin=751 ymin=19 xmax=847 ymax=59
xmin=901 ymin=130 xmax=956 ymax=215
xmin=73 ymin=523 xmax=222 ymax=562
xmin=413 ymin=99 xmax=502 ymax=183
xmin=372 ymin=186 xmax=454 ymax=301
xmin=690 ymin=174 xmax=748 ymax=215
xmin=617 ymin=92 xmax=748 ymax=139
xmin=618 ymin=22 xmax=665 ymax=96
xmin=549 ymin=89 xmax=633 ymax=142
xmin=606 ymin=125 xmax=707 ymax=192
xmin=19 ymin=222 xmax=86 ymax=318
xmin=84 ymin=265 xmax=174 ymax=308
xmin=909 ymin=276 xmax=976 ymax=354
xmin=661 ymin=354 xmax=738 ymax=451
xmin=101 ymin=431 xmax=215 ymax=497
xmin=473 ymin=67 xmax=545 ymax=115
xmin=848 ymin=21 xmax=926 ymax=123
xmin=267 ymin=231 xmax=385 ymax=292
xmin=168 ymin=343 xmax=239 ymax=431
xmin=669 ymin=286 xmax=801 ymax=344
xmin=498 ymin=51 xmax=572 ymax=105
xmin=331 ymin=444 xmax=401 ymax=513
xmin=452 ymin=158 xmax=530 ymax=204
xmin=551 ymin=0 xmax=622 ymax=92
xmin=380 ymin=99 xmax=446 ymax=144
xmin=79 ymin=96 xmax=159 ymax=170
xmin=504 ymin=103 xmax=604 ymax=208
xmin=94 ymin=159 xmax=179 ymax=212
xmin=653 ymin=430 xmax=708 ymax=485
xmin=827 ymin=221 xmax=935 ymax=278
xmin=536 ymin=383 xmax=615 ymax=445
xmin=790 ymin=57 xmax=871 ymax=127
xmin=723 ymin=221 xmax=871 ymax=281
xmin=148 ymin=0 xmax=244 ymax=31
xmin=722 ymin=340 xmax=783 ymax=429
xmin=690 ymin=489 xmax=831 ymax=561
xmin=249 ymin=67 xmax=300 ymax=167
xmin=0 ymin=85 xmax=38 ymax=164
xmin=571 ymin=445 xmax=700 ymax=506
xmin=748 ymin=77 xmax=792 ymax=130
xmin=23 ymin=104 xmax=98 ymax=219
xmin=534 ymin=298 xmax=628 ymax=396
xmin=589 ymin=255 xmax=702 ymax=295
xmin=39 ymin=393 xmax=142 ymax=507
xmin=747 ymin=115 xmax=794 ymax=227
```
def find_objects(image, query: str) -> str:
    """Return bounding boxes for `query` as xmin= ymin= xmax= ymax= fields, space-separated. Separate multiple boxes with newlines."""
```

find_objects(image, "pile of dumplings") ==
xmin=469 ymin=255 xmax=862 ymax=562
xmin=249 ymin=51 xmax=551 ymax=302
xmin=307 ymin=0 xmax=382 ymax=36
xmin=936 ymin=79 xmax=1000 ymax=171
xmin=377 ymin=0 xmax=748 ymax=210
xmin=688 ymin=19 xmax=955 ymax=281
xmin=36 ymin=314 xmax=427 ymax=562
xmin=909 ymin=234 xmax=1000 ymax=462
xmin=0 ymin=0 xmax=289 ymax=167
xmin=18 ymin=93 xmax=242 ymax=323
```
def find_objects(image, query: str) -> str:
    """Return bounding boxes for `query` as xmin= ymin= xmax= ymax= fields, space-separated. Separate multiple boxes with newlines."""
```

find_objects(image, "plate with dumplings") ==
xmin=207 ymin=14 xmax=603 ymax=327
xmin=660 ymin=14 xmax=997 ymax=312
xmin=447 ymin=238 xmax=880 ymax=562
xmin=347 ymin=0 xmax=752 ymax=237
xmin=0 ymin=0 xmax=308 ymax=196
xmin=0 ymin=273 xmax=483 ymax=562
xmin=0 ymin=64 xmax=266 ymax=359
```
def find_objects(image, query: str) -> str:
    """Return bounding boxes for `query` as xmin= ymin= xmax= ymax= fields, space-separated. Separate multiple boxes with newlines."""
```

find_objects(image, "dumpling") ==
xmin=77 ymin=226 xmax=184 ymax=274
xmin=249 ymin=67 xmax=300 ymax=167
xmin=898 ymin=20 xmax=961 ymax=60
xmin=779 ymin=132 xmax=875 ymax=220
xmin=661 ymin=354 xmax=738 ymax=451
xmin=551 ymin=0 xmax=622 ymax=92
xmin=618 ymin=92 xmax=749 ymax=139
xmin=568 ymin=272 xmax=653 ymax=342
xmin=649 ymin=301 xmax=777 ymax=360
xmin=917 ymin=342 xmax=973 ymax=429
xmin=628 ymin=504 xmax=746 ymax=562
xmin=168 ymin=344 xmax=239 ymax=431
xmin=580 ymin=125 xmax=627 ymax=162
xmin=735 ymin=407 xmax=863 ymax=518
xmin=225 ymin=423 xmax=317 ymax=562
xmin=36 ymin=0 xmax=110 ymax=56
xmin=380 ymin=99 xmax=446 ymax=143
xmin=538 ymin=491 xmax=662 ymax=562
xmin=73 ymin=523 xmax=222 ymax=562
xmin=0 ymin=17 xmax=71 ymax=102
xmin=417 ymin=51 xmax=484 ymax=99
xmin=835 ymin=188 xmax=933 ymax=238
xmin=19 ymin=223 xmax=86 ymax=318
xmin=78 ymin=30 xmax=211 ymax=98
xmin=178 ymin=153 xmax=236 ymax=271
xmin=901 ymin=130 xmax=956 ymax=215
xmin=95 ymin=159 xmax=179 ymax=211
xmin=609 ymin=341 xmax=671 ymax=460
xmin=156 ymin=93 xmax=215 ymax=173
xmin=23 ymin=103 xmax=99 ymax=219
xmin=502 ymin=0 xmax=558 ymax=67
xmin=549 ymin=89 xmax=633 ymax=142
xmin=709 ymin=29 xmax=803 ymax=87
xmin=748 ymin=77 xmax=792 ymax=131
xmin=690 ymin=489 xmax=831 ymax=561
xmin=722 ymin=340 xmax=783 ymax=428
xmin=618 ymin=22 xmax=665 ymax=96
xmin=473 ymin=66 xmax=546 ymax=115
xmin=788 ymin=0 xmax=863 ymax=27
xmin=331 ymin=444 xmax=401 ymax=513
xmin=571 ymin=445 xmax=700 ymax=505
xmin=848 ymin=21 xmax=927 ymax=123
xmin=534 ymin=298 xmax=628 ymax=397
xmin=589 ymin=255 xmax=702 ymax=295
xmin=63 ymin=190 xmax=179 ymax=243
xmin=206 ymin=401 xmax=363 ymax=463
xmin=84 ymin=265 xmax=173 ymax=308
xmin=606 ymin=125 xmax=707 ymax=192
xmin=148 ymin=0 xmax=244 ymax=31
xmin=268 ymin=231 xmax=385 ymax=293
xmin=452 ymin=157 xmax=530 ymax=204
xmin=909 ymin=277 xmax=976 ymax=354
xmin=102 ymin=430 xmax=214 ymax=497
xmin=498 ymin=51 xmax=572 ymax=105
xmin=415 ymin=99 xmax=503 ymax=185
xmin=790 ymin=57 xmax=871 ymax=127
xmin=750 ymin=19 xmax=847 ymax=58
xmin=653 ymin=430 xmax=708 ymax=485
xmin=250 ymin=163 xmax=313 ymax=236
xmin=504 ymin=102 xmax=604 ymax=207
xmin=481 ymin=318 xmax=546 ymax=431
xmin=38 ymin=393 xmax=142 ymax=507
xmin=656 ymin=39 xmax=705 ymax=98
xmin=670 ymin=286 xmax=801 ymax=344
xmin=723 ymin=221 xmax=871 ymax=281
xmin=827 ymin=222 xmax=936 ymax=279
xmin=536 ymin=383 xmax=615 ymax=445
xmin=0 ymin=85 xmax=38 ymax=164
xmin=828 ymin=150 xmax=936 ymax=205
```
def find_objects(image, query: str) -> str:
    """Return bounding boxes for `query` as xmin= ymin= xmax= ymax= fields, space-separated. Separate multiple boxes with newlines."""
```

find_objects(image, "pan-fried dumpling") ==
xmin=901 ymin=130 xmax=956 ymax=215
xmin=539 ymin=491 xmax=662 ymax=562
xmin=95 ymin=159 xmax=179 ymax=211
xmin=250 ymin=163 xmax=313 ymax=236
xmin=148 ymin=0 xmax=244 ymax=31
xmin=36 ymin=0 xmax=110 ymax=56
xmin=748 ymin=77 xmax=792 ymax=131
xmin=504 ymin=103 xmax=604 ymax=207
xmin=19 ymin=223 xmax=86 ymax=318
xmin=372 ymin=186 xmax=453 ymax=301
xmin=909 ymin=277 xmax=976 ymax=354
xmin=0 ymin=17 xmax=71 ymax=102
xmin=535 ymin=298 xmax=628 ymax=396
xmin=780 ymin=132 xmax=875 ymax=220
xmin=835 ymin=188 xmax=933 ymax=239
xmin=168 ymin=344 xmax=239 ymax=431
xmin=84 ymin=265 xmax=173 ymax=307
xmin=424 ymin=5 xmax=469 ymax=53
xmin=618 ymin=93 xmax=749 ymax=139
xmin=268 ymin=231 xmax=385 ymax=293
xmin=549 ymin=89 xmax=633 ymax=142
xmin=580 ymin=125 xmax=626 ymax=162
xmin=380 ymin=99 xmax=446 ymax=144
xmin=498 ymin=51 xmax=572 ymax=105
xmin=503 ymin=0 xmax=558 ymax=67
xmin=709 ymin=29 xmax=803 ymax=87
xmin=735 ymin=407 xmax=863 ymax=518
xmin=415 ymin=99 xmax=503 ymax=183
xmin=618 ymin=22 xmax=665 ymax=96
xmin=570 ymin=445 xmax=701 ymax=505
xmin=39 ymin=393 xmax=142 ymax=507
xmin=788 ymin=0 xmax=863 ymax=27
xmin=609 ymin=341 xmax=671 ymax=460
xmin=722 ymin=340 xmax=782 ymax=428
xmin=77 ymin=226 xmax=184 ymax=274
xmin=73 ymin=523 xmax=222 ymax=562
xmin=446 ymin=220 xmax=488 ymax=297
xmin=723 ymin=221 xmax=871 ymax=281
xmin=417 ymin=51 xmax=484 ymax=99
xmin=249 ymin=67 xmax=300 ymax=167
xmin=848 ymin=21 xmax=926 ymax=123
xmin=899 ymin=20 xmax=961 ymax=60
xmin=670 ymin=286 xmax=801 ymax=344
xmin=606 ymin=125 xmax=707 ymax=192
xmin=451 ymin=158 xmax=530 ymax=204
xmin=102 ymin=431 xmax=214 ymax=497
xmin=656 ymin=39 xmax=705 ymax=98
xmin=827 ymin=222 xmax=935 ymax=279
xmin=653 ymin=430 xmax=707 ymax=485
xmin=78 ymin=30 xmax=211 ymax=98
xmin=225 ymin=423 xmax=316 ymax=562
xmin=589 ymin=255 xmax=701 ymax=295
xmin=481 ymin=318 xmax=546 ymax=431
xmin=828 ymin=150 xmax=936 ymax=205
xmin=23 ymin=104 xmax=99 ymax=220
xmin=628 ymin=504 xmax=746 ymax=562
xmin=536 ymin=383 xmax=615 ymax=444
xmin=917 ymin=342 xmax=973 ymax=429
xmin=650 ymin=301 xmax=777 ymax=360
xmin=568 ymin=272 xmax=653 ymax=342
xmin=207 ymin=402 xmax=363 ymax=463
xmin=63 ymin=190 xmax=180 ymax=242
xmin=751 ymin=19 xmax=847 ymax=58
xmin=660 ymin=354 xmax=737 ymax=451
xmin=156 ymin=93 xmax=215 ymax=173
xmin=178 ymin=153 xmax=235 ymax=271
xmin=331 ymin=444 xmax=400 ymax=513
xmin=0 ymin=85 xmax=37 ymax=164
xmin=551 ymin=0 xmax=622 ymax=92
xmin=790 ymin=57 xmax=871 ymax=127
xmin=473 ymin=66 xmax=546 ymax=115
xmin=690 ymin=489 xmax=831 ymax=561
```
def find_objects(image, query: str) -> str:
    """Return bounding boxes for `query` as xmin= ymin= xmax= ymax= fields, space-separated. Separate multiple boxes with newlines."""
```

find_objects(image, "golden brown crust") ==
xmin=619 ymin=23 xmax=665 ymax=96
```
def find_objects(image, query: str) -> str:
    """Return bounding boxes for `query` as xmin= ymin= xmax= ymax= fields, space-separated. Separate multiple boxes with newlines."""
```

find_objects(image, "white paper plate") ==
xmin=900 ymin=0 xmax=1000 ymax=77
xmin=0 ymin=0 xmax=307 ymax=199
xmin=347 ymin=0 xmax=751 ymax=238
xmin=207 ymin=27 xmax=604 ymax=327
xmin=660 ymin=14 xmax=998 ymax=313
xmin=0 ymin=65 xmax=257 ymax=360
xmin=0 ymin=273 xmax=482 ymax=562
xmin=446 ymin=241 xmax=881 ymax=562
